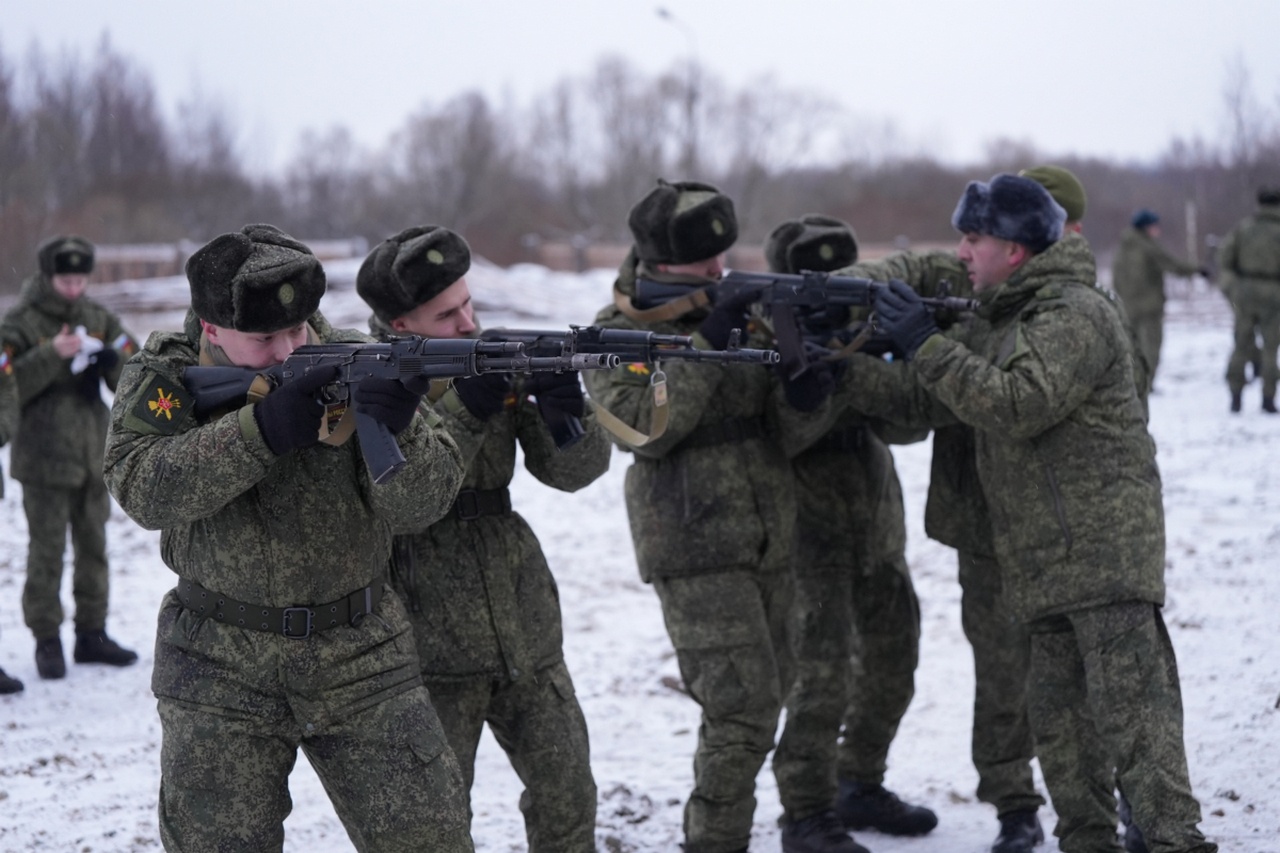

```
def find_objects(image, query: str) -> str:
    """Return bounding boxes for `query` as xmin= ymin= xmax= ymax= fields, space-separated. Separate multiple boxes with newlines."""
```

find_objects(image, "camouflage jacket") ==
xmin=1110 ymin=227 xmax=1199 ymax=318
xmin=1218 ymin=205 xmax=1280 ymax=310
xmin=0 ymin=274 xmax=137 ymax=487
xmin=901 ymin=235 xmax=1165 ymax=620
xmin=581 ymin=251 xmax=803 ymax=582
xmin=0 ymin=363 xmax=15 ymax=498
xmin=370 ymin=316 xmax=612 ymax=682
xmin=104 ymin=310 xmax=466 ymax=719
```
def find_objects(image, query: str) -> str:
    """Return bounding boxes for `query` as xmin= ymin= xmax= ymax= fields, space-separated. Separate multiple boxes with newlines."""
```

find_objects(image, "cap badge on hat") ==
xmin=68 ymin=252 xmax=82 ymax=267
xmin=427 ymin=249 xmax=445 ymax=264
xmin=819 ymin=244 xmax=835 ymax=261
xmin=278 ymin=283 xmax=295 ymax=306
xmin=711 ymin=219 xmax=725 ymax=236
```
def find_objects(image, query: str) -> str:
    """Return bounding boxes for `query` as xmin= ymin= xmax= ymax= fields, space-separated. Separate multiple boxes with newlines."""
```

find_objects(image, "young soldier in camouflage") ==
xmin=356 ymin=226 xmax=609 ymax=852
xmin=1218 ymin=186 xmax=1280 ymax=413
xmin=0 ymin=354 xmax=22 ymax=694
xmin=0 ymin=236 xmax=139 ymax=679
xmin=764 ymin=215 xmax=936 ymax=853
xmin=582 ymin=180 xmax=825 ymax=853
xmin=1110 ymin=208 xmax=1206 ymax=389
xmin=103 ymin=224 xmax=474 ymax=852
xmin=862 ymin=174 xmax=1216 ymax=853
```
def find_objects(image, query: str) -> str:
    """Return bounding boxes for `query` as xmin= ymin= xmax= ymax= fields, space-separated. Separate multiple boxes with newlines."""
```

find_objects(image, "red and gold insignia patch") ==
xmin=148 ymin=387 xmax=182 ymax=420
xmin=126 ymin=373 xmax=194 ymax=435
xmin=625 ymin=363 xmax=651 ymax=376
xmin=0 ymin=350 xmax=11 ymax=376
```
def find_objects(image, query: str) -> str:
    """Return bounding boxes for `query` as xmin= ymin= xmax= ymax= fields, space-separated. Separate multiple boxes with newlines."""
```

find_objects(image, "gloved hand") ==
xmin=88 ymin=347 xmax=119 ymax=375
xmin=253 ymin=364 xmax=339 ymax=456
xmin=353 ymin=377 xmax=424 ymax=436
xmin=1198 ymin=266 xmax=1213 ymax=279
xmin=74 ymin=349 xmax=121 ymax=401
xmin=699 ymin=288 xmax=758 ymax=350
xmin=526 ymin=370 xmax=585 ymax=421
xmin=453 ymin=373 xmax=511 ymax=421
xmin=873 ymin=279 xmax=939 ymax=361
xmin=778 ymin=362 xmax=839 ymax=412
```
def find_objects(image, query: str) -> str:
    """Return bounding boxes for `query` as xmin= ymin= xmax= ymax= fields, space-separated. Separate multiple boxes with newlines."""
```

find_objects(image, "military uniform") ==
xmin=104 ymin=302 xmax=474 ymax=852
xmin=0 ymin=260 xmax=137 ymax=645
xmin=0 ymin=361 xmax=22 ymax=693
xmin=863 ymin=232 xmax=1214 ymax=853
xmin=582 ymin=250 xmax=804 ymax=853
xmin=372 ymin=316 xmax=609 ymax=853
xmin=1110 ymin=225 xmax=1200 ymax=384
xmin=1218 ymin=197 xmax=1280 ymax=408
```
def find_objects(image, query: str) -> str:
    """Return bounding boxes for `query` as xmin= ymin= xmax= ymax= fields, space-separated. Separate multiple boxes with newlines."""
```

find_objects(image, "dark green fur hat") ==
xmin=356 ymin=226 xmax=472 ymax=323
xmin=952 ymin=174 xmax=1066 ymax=254
xmin=186 ymin=224 xmax=326 ymax=332
xmin=764 ymin=214 xmax=858 ymax=274
xmin=628 ymin=179 xmax=738 ymax=266
xmin=38 ymin=235 xmax=95 ymax=277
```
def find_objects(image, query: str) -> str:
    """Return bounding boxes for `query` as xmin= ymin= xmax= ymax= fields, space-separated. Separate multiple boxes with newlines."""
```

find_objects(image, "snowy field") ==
xmin=0 ymin=265 xmax=1276 ymax=853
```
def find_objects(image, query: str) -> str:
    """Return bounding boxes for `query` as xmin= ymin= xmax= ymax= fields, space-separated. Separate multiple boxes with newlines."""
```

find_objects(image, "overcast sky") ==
xmin=3 ymin=0 xmax=1277 ymax=174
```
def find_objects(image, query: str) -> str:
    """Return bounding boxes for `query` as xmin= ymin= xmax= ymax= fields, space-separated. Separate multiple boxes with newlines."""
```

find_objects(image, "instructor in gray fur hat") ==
xmin=856 ymin=175 xmax=1217 ymax=853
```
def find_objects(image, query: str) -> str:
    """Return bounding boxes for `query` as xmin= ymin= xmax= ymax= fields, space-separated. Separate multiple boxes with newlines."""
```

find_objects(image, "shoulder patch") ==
xmin=0 ymin=349 xmax=11 ymax=376
xmin=125 ymin=373 xmax=195 ymax=435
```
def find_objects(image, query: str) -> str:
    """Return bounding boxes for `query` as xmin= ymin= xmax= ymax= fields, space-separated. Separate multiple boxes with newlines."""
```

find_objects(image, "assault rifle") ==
xmin=183 ymin=337 xmax=619 ymax=484
xmin=480 ymin=325 xmax=780 ymax=448
xmin=634 ymin=269 xmax=979 ymax=377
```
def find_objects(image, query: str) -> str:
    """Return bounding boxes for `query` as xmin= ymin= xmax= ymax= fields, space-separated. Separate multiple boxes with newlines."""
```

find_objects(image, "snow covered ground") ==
xmin=0 ymin=266 xmax=1276 ymax=853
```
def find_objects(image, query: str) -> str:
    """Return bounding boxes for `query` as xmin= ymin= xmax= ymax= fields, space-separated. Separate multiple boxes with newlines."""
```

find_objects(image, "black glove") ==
xmin=699 ymin=288 xmax=757 ymax=350
xmin=1198 ymin=267 xmax=1213 ymax=279
xmin=253 ymin=364 xmax=339 ymax=456
xmin=526 ymin=370 xmax=585 ymax=420
xmin=353 ymin=377 xmax=424 ymax=436
xmin=453 ymin=373 xmax=511 ymax=421
xmin=778 ymin=362 xmax=839 ymax=412
xmin=874 ymin=279 xmax=939 ymax=361
xmin=89 ymin=348 xmax=119 ymax=374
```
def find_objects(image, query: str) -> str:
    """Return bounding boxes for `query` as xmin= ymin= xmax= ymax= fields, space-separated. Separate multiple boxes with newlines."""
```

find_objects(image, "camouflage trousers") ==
xmin=424 ymin=660 xmax=597 ymax=853
xmin=958 ymin=550 xmax=1044 ymax=817
xmin=774 ymin=553 xmax=920 ymax=820
xmin=653 ymin=567 xmax=795 ymax=853
xmin=1225 ymin=284 xmax=1280 ymax=398
xmin=21 ymin=479 xmax=111 ymax=639
xmin=157 ymin=688 xmax=474 ymax=853
xmin=1027 ymin=601 xmax=1216 ymax=853
xmin=1129 ymin=312 xmax=1165 ymax=388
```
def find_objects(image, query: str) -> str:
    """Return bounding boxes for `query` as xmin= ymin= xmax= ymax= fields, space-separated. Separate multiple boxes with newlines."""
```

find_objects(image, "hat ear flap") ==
xmin=187 ymin=232 xmax=254 ymax=324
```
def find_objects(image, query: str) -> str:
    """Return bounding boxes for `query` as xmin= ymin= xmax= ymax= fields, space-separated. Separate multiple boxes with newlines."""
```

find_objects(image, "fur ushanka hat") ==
xmin=628 ymin=179 xmax=738 ymax=266
xmin=951 ymin=174 xmax=1066 ymax=254
xmin=356 ymin=225 xmax=472 ymax=323
xmin=764 ymin=214 xmax=858 ymax=274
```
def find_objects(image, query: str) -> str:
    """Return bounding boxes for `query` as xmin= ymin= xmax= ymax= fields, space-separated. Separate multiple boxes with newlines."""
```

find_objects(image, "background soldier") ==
xmin=1110 ymin=208 xmax=1206 ymax=389
xmin=1218 ymin=186 xmax=1280 ymax=413
xmin=357 ymin=225 xmax=608 ymax=852
xmin=103 ymin=224 xmax=474 ymax=852
xmin=0 ymin=236 xmax=138 ymax=679
xmin=863 ymin=174 xmax=1216 ymax=853
xmin=0 ymin=353 xmax=21 ymax=694
xmin=765 ymin=215 xmax=936 ymax=853
xmin=582 ymin=179 xmax=816 ymax=853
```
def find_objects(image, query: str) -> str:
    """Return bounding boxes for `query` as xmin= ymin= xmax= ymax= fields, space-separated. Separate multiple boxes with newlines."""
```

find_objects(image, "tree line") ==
xmin=2 ymin=35 xmax=1278 ymax=292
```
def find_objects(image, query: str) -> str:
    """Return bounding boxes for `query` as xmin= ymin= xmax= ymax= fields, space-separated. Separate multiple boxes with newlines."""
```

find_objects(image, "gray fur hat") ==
xmin=356 ymin=226 xmax=472 ymax=323
xmin=951 ymin=174 xmax=1066 ymax=254
xmin=186 ymin=224 xmax=326 ymax=333
xmin=765 ymin=214 xmax=858 ymax=274
xmin=628 ymin=179 xmax=738 ymax=266
xmin=38 ymin=235 xmax=95 ymax=277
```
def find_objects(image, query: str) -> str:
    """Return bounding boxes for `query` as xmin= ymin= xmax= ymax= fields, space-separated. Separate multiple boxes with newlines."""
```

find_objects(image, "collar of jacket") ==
xmin=19 ymin=274 xmax=78 ymax=322
xmin=979 ymin=233 xmax=1098 ymax=322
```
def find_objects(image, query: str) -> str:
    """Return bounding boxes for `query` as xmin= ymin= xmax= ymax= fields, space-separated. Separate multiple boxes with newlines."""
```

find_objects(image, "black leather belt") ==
xmin=678 ymin=417 xmax=769 ymax=451
xmin=809 ymin=423 xmax=868 ymax=454
xmin=452 ymin=487 xmax=512 ymax=521
xmin=175 ymin=577 xmax=382 ymax=639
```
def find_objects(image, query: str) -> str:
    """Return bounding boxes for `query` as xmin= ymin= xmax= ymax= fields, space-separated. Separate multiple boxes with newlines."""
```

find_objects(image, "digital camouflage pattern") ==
xmin=833 ymin=249 xmax=1043 ymax=816
xmin=371 ymin=314 xmax=609 ymax=853
xmin=0 ymin=271 xmax=138 ymax=638
xmin=1218 ymin=202 xmax=1280 ymax=398
xmin=581 ymin=250 xmax=809 ymax=853
xmin=1110 ymin=225 xmax=1200 ymax=381
xmin=773 ymin=414 xmax=923 ymax=820
xmin=104 ymin=309 xmax=473 ymax=852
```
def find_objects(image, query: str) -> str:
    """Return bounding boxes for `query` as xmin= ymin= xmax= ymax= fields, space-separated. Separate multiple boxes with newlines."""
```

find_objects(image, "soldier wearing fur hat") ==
xmin=0 ymin=362 xmax=22 ymax=694
xmin=582 ymin=179 xmax=837 ymax=853
xmin=764 ymin=215 xmax=937 ymax=853
xmin=846 ymin=174 xmax=1216 ymax=853
xmin=103 ymin=224 xmax=474 ymax=852
xmin=357 ymin=225 xmax=609 ymax=853
xmin=0 ymin=235 xmax=140 ymax=681
xmin=1218 ymin=186 xmax=1280 ymax=413
xmin=1110 ymin=207 xmax=1205 ymax=389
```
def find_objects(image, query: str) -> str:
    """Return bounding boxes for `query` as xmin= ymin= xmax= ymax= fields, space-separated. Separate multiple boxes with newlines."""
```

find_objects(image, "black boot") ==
xmin=35 ymin=636 xmax=66 ymax=679
xmin=992 ymin=809 xmax=1044 ymax=853
xmin=835 ymin=779 xmax=937 ymax=836
xmin=0 ymin=666 xmax=24 ymax=694
xmin=73 ymin=630 xmax=139 ymax=667
xmin=781 ymin=810 xmax=869 ymax=853
xmin=1263 ymin=395 xmax=1277 ymax=414
xmin=1231 ymin=390 xmax=1243 ymax=413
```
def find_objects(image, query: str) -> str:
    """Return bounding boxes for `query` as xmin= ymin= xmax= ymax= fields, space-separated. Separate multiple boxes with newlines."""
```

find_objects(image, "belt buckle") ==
xmin=282 ymin=607 xmax=314 ymax=639
xmin=455 ymin=489 xmax=481 ymax=521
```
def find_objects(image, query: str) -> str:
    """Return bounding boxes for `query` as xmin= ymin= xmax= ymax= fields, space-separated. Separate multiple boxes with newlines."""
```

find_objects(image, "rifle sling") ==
xmin=588 ymin=375 xmax=671 ymax=449
xmin=614 ymin=286 xmax=712 ymax=323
